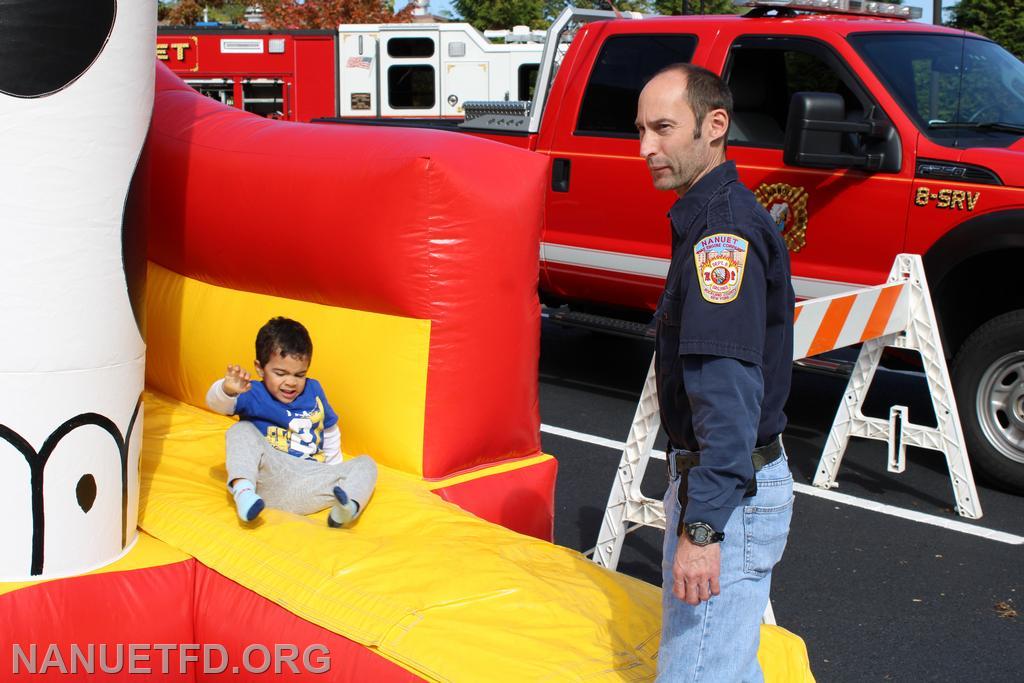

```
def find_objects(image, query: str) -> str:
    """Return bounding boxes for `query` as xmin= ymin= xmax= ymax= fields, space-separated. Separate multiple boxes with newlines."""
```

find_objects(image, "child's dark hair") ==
xmin=255 ymin=317 xmax=312 ymax=366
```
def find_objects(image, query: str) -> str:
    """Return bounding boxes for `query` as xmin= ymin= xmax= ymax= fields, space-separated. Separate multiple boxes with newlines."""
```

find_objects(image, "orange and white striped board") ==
xmin=793 ymin=281 xmax=909 ymax=360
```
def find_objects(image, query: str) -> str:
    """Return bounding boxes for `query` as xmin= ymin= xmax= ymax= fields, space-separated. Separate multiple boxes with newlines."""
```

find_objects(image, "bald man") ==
xmin=636 ymin=63 xmax=796 ymax=682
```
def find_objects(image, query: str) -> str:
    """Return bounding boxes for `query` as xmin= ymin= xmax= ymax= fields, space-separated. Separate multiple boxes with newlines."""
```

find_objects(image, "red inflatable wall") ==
xmin=139 ymin=64 xmax=547 ymax=481
xmin=0 ymin=561 xmax=424 ymax=681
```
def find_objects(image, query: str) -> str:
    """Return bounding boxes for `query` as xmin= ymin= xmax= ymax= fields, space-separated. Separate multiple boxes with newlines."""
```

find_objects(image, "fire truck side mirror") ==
xmin=784 ymin=91 xmax=891 ymax=172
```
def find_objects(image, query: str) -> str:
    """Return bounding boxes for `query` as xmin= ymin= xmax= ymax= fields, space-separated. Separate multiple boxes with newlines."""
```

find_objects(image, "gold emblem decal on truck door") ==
xmin=913 ymin=187 xmax=981 ymax=211
xmin=754 ymin=183 xmax=810 ymax=253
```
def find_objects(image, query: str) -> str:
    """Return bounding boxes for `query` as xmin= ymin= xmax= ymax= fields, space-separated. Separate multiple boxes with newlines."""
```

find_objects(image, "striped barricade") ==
xmin=792 ymin=280 xmax=908 ymax=360
xmin=591 ymin=253 xmax=980 ymax=575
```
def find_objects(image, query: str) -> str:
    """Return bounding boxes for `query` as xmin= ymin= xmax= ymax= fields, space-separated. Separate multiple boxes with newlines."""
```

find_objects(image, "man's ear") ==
xmin=706 ymin=108 xmax=730 ymax=144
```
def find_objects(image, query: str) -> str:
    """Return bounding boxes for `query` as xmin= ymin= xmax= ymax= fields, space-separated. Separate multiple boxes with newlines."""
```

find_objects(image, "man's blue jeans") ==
xmin=657 ymin=452 xmax=794 ymax=682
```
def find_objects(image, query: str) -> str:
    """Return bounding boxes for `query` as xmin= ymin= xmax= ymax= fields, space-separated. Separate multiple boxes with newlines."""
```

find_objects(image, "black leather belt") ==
xmin=667 ymin=435 xmax=783 ymax=479
xmin=667 ymin=436 xmax=784 ymax=534
xmin=752 ymin=436 xmax=784 ymax=471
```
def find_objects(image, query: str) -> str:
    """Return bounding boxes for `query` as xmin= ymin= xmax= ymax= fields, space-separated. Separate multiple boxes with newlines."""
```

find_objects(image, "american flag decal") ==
xmin=346 ymin=56 xmax=372 ymax=69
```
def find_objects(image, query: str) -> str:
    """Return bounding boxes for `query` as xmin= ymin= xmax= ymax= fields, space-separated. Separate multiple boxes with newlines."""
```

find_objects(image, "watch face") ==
xmin=691 ymin=525 xmax=710 ymax=543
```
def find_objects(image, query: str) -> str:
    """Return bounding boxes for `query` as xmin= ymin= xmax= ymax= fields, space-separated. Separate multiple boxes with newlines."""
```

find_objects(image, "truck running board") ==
xmin=792 ymin=356 xmax=855 ymax=377
xmin=544 ymin=307 xmax=656 ymax=340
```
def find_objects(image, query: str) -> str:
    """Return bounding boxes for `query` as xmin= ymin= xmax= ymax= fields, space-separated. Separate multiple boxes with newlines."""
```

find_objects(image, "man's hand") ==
xmin=222 ymin=364 xmax=252 ymax=397
xmin=672 ymin=535 xmax=721 ymax=605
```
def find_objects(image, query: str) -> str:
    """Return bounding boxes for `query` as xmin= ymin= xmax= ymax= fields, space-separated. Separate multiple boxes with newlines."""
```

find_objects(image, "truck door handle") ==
xmin=552 ymin=158 xmax=571 ymax=192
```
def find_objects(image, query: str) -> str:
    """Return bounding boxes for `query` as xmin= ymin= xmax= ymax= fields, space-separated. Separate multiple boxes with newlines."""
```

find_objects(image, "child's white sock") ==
xmin=328 ymin=486 xmax=360 ymax=528
xmin=230 ymin=479 xmax=264 ymax=522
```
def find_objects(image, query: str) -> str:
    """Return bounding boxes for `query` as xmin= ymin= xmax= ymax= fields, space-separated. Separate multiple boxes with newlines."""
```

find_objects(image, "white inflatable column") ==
xmin=0 ymin=1 xmax=154 ymax=578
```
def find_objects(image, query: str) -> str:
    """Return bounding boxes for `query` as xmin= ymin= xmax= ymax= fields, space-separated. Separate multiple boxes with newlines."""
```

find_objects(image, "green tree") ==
xmin=453 ymin=0 xmax=547 ymax=29
xmin=545 ymin=0 xmax=650 ymax=20
xmin=542 ymin=0 xmax=737 ymax=20
xmin=209 ymin=2 xmax=249 ymax=23
xmin=453 ymin=0 xmax=738 ymax=31
xmin=159 ymin=1 xmax=248 ymax=25
xmin=653 ymin=0 xmax=739 ymax=13
xmin=950 ymin=0 xmax=1024 ymax=59
xmin=162 ymin=0 xmax=203 ymax=24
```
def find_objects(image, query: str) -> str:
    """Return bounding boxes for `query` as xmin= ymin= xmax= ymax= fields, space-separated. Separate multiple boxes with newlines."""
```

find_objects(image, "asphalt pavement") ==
xmin=539 ymin=319 xmax=1023 ymax=682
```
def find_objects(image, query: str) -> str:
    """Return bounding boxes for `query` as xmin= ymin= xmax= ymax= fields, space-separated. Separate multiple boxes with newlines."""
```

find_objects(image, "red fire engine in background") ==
xmin=156 ymin=28 xmax=337 ymax=121
xmin=157 ymin=23 xmax=543 ymax=122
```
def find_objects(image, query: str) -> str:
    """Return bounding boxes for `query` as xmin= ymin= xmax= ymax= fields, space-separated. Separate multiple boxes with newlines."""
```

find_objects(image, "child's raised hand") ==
xmin=222 ymin=364 xmax=252 ymax=397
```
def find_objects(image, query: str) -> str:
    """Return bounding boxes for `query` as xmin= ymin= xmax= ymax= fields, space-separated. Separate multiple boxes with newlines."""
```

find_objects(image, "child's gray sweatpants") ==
xmin=225 ymin=421 xmax=377 ymax=516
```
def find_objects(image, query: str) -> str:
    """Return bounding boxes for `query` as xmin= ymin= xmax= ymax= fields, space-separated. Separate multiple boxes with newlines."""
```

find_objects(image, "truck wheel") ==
xmin=951 ymin=310 xmax=1024 ymax=493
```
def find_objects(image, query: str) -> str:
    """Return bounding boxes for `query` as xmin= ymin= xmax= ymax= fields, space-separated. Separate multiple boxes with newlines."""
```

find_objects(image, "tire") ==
xmin=951 ymin=310 xmax=1024 ymax=493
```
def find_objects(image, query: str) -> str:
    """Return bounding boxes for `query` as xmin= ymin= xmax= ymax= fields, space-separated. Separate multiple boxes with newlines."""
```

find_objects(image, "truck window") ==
xmin=387 ymin=37 xmax=435 ymax=58
xmin=519 ymin=64 xmax=539 ymax=101
xmin=242 ymin=80 xmax=284 ymax=118
xmin=188 ymin=79 xmax=234 ymax=107
xmin=849 ymin=33 xmax=1024 ymax=149
xmin=388 ymin=65 xmax=436 ymax=109
xmin=576 ymin=34 xmax=698 ymax=138
xmin=725 ymin=37 xmax=865 ymax=148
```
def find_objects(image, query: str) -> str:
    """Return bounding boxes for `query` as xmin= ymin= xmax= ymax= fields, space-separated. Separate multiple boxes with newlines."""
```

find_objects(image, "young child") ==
xmin=205 ymin=316 xmax=377 ymax=526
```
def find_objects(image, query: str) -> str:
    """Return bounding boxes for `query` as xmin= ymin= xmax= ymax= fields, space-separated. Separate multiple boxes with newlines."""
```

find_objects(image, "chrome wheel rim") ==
xmin=976 ymin=350 xmax=1024 ymax=465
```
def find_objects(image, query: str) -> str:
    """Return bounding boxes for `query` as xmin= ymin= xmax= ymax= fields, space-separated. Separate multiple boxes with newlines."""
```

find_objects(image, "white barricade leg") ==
xmin=591 ymin=355 xmax=779 ymax=624
xmin=813 ymin=333 xmax=891 ymax=489
xmin=591 ymin=356 xmax=665 ymax=569
xmin=895 ymin=255 xmax=981 ymax=517
xmin=812 ymin=255 xmax=982 ymax=518
xmin=762 ymin=600 xmax=777 ymax=626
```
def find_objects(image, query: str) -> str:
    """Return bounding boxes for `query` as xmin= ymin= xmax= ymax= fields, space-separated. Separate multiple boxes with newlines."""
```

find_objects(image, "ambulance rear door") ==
xmin=439 ymin=27 xmax=490 ymax=116
xmin=339 ymin=30 xmax=379 ymax=116
xmin=379 ymin=28 xmax=441 ymax=117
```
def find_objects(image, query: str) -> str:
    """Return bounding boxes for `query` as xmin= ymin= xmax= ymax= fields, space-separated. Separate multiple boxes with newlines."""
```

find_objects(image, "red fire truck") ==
xmin=156 ymin=28 xmax=337 ymax=121
xmin=156 ymin=23 xmax=543 ymax=122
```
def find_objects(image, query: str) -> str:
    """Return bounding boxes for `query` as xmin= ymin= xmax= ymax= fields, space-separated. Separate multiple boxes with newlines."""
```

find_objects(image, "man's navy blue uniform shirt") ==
xmin=655 ymin=160 xmax=795 ymax=533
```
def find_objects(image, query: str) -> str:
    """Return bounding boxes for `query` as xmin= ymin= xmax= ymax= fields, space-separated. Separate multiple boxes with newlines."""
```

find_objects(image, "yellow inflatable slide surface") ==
xmin=138 ymin=391 xmax=814 ymax=682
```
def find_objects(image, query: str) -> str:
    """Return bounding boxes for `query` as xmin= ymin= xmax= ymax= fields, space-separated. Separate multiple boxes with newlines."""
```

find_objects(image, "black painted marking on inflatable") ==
xmin=0 ymin=395 xmax=142 ymax=576
xmin=0 ymin=0 xmax=117 ymax=98
xmin=76 ymin=473 xmax=97 ymax=513
xmin=121 ymin=396 xmax=143 ymax=549
xmin=122 ymin=145 xmax=150 ymax=340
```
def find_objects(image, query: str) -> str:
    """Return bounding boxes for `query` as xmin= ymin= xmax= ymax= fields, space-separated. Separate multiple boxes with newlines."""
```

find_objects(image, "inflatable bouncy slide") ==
xmin=0 ymin=3 xmax=813 ymax=680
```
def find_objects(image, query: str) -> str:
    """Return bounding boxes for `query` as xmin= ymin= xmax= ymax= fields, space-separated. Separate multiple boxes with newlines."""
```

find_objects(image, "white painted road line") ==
xmin=540 ymin=423 xmax=1024 ymax=546
xmin=540 ymin=423 xmax=629 ymax=453
xmin=792 ymin=483 xmax=1024 ymax=544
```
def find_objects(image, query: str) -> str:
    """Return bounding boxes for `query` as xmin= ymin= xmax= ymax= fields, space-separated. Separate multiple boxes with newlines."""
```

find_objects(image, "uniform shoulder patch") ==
xmin=693 ymin=232 xmax=748 ymax=304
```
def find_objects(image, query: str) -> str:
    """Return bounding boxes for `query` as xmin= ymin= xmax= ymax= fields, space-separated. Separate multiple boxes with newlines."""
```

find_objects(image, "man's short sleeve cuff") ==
xmin=678 ymin=339 xmax=762 ymax=366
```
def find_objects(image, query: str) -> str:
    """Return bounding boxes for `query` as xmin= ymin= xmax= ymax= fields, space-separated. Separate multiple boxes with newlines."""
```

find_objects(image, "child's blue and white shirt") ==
xmin=207 ymin=378 xmax=341 ymax=463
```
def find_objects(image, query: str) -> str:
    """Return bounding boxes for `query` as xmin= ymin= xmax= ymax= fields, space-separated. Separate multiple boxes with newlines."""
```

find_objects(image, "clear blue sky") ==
xmin=414 ymin=1 xmax=946 ymax=24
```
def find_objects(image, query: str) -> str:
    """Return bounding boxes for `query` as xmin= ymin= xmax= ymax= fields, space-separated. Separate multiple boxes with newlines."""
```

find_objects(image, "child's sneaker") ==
xmin=230 ymin=479 xmax=264 ymax=522
xmin=328 ymin=486 xmax=360 ymax=528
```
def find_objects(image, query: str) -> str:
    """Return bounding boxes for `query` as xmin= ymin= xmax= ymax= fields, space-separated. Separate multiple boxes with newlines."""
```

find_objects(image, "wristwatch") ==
xmin=684 ymin=522 xmax=725 ymax=546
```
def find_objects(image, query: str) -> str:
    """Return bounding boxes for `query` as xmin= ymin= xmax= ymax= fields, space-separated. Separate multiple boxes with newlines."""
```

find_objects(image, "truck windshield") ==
xmin=849 ymin=32 xmax=1024 ymax=149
